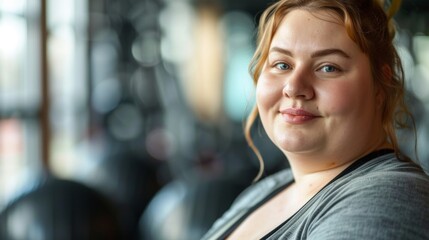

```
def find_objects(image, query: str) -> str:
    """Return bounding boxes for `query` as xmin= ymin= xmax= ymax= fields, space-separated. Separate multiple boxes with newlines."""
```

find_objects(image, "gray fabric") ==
xmin=202 ymin=153 xmax=429 ymax=240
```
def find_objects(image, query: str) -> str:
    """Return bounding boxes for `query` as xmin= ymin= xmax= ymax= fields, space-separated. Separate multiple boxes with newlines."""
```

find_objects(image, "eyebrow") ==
xmin=269 ymin=47 xmax=351 ymax=59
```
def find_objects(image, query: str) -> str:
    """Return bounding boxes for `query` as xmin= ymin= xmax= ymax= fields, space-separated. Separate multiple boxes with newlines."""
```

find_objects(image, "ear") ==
xmin=376 ymin=64 xmax=392 ymax=109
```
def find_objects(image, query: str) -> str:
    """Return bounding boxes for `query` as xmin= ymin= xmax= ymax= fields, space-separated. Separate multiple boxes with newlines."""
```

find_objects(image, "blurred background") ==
xmin=0 ymin=0 xmax=428 ymax=239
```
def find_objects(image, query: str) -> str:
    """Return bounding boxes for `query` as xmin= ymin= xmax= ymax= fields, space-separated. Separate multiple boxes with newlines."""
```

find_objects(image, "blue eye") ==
xmin=275 ymin=63 xmax=290 ymax=70
xmin=320 ymin=65 xmax=338 ymax=73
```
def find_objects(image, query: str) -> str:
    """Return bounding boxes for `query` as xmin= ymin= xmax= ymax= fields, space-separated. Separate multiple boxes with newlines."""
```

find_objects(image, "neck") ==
xmin=285 ymin=140 xmax=392 ymax=185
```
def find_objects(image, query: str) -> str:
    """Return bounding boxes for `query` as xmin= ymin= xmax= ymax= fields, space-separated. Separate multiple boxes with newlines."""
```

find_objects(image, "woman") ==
xmin=202 ymin=0 xmax=429 ymax=239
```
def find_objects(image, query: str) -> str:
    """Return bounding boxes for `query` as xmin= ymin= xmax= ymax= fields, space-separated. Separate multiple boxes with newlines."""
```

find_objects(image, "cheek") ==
xmin=318 ymin=83 xmax=361 ymax=115
xmin=256 ymin=77 xmax=281 ymax=114
xmin=318 ymin=80 xmax=374 ymax=117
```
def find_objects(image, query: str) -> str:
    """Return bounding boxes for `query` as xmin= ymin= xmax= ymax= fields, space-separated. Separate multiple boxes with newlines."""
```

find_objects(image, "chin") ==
xmin=275 ymin=140 xmax=317 ymax=155
xmin=273 ymin=132 xmax=315 ymax=151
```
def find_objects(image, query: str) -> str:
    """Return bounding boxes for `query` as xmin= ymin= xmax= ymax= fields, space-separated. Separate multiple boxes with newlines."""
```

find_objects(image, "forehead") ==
xmin=270 ymin=9 xmax=360 ymax=54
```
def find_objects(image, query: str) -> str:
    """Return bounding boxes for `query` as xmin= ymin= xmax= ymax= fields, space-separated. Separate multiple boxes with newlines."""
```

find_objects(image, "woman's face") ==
xmin=256 ymin=9 xmax=385 ymax=160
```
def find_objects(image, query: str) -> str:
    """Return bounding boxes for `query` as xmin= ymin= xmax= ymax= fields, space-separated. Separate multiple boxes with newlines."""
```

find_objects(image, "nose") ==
xmin=282 ymin=68 xmax=314 ymax=100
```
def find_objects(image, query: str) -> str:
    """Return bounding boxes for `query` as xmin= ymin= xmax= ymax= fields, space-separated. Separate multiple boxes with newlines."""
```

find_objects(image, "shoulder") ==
xmin=230 ymin=168 xmax=294 ymax=210
xmin=308 ymin=157 xmax=429 ymax=239
xmin=331 ymin=153 xmax=429 ymax=197
xmin=339 ymin=156 xmax=429 ymax=204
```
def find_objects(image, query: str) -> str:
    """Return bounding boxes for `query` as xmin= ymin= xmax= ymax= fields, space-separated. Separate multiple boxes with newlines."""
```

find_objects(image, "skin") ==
xmin=228 ymin=9 xmax=391 ymax=239
xmin=257 ymin=9 xmax=390 ymax=181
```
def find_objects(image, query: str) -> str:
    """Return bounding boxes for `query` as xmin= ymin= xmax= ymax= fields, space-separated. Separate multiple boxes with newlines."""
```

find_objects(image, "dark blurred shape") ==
xmin=139 ymin=176 xmax=251 ymax=240
xmin=87 ymin=1 xmax=170 ymax=239
xmin=83 ymin=150 xmax=162 ymax=240
xmin=0 ymin=178 xmax=121 ymax=240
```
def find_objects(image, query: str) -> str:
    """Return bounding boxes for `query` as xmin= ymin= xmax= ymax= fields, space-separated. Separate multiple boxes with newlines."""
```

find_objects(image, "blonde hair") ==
xmin=245 ymin=0 xmax=414 ymax=181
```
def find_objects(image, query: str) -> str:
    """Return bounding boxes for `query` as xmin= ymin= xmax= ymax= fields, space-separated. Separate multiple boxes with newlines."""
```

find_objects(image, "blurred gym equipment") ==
xmin=0 ymin=178 xmax=121 ymax=240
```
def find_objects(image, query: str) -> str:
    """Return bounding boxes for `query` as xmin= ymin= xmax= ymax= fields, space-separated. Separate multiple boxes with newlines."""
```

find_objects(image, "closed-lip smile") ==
xmin=280 ymin=108 xmax=320 ymax=124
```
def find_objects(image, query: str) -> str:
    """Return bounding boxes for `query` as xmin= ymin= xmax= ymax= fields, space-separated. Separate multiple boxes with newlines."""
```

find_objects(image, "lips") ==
xmin=279 ymin=108 xmax=320 ymax=124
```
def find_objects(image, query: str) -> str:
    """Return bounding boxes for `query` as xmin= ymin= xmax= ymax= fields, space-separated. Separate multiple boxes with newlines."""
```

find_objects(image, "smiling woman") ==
xmin=257 ymin=9 xmax=383 ymax=172
xmin=202 ymin=0 xmax=429 ymax=239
